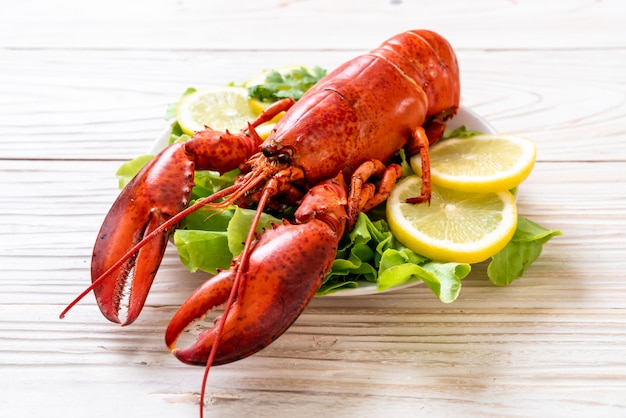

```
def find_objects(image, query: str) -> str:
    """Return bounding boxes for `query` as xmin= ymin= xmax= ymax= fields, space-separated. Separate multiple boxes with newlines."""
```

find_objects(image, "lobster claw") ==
xmin=92 ymin=142 xmax=195 ymax=325
xmin=165 ymin=174 xmax=348 ymax=365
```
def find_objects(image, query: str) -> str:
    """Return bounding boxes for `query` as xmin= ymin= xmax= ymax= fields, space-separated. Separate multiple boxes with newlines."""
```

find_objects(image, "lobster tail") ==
xmin=374 ymin=30 xmax=460 ymax=117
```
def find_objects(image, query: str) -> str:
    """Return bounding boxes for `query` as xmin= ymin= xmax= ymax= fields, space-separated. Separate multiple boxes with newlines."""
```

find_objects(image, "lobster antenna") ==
xmin=59 ymin=184 xmax=239 ymax=320
xmin=197 ymin=181 xmax=274 ymax=418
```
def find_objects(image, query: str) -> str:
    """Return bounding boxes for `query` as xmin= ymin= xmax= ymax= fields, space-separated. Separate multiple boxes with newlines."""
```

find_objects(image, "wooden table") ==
xmin=2 ymin=1 xmax=625 ymax=417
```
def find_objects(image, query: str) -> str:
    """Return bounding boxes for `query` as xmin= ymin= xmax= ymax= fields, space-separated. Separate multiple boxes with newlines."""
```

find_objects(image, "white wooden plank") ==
xmin=1 ymin=0 xmax=623 ymax=50
xmin=1 ymin=1 xmax=625 ymax=417
xmin=0 ymin=49 xmax=624 ymax=161
xmin=2 ymin=158 xmax=625 ymax=417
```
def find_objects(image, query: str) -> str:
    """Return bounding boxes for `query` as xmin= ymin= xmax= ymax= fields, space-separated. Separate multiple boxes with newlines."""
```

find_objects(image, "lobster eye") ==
xmin=262 ymin=145 xmax=276 ymax=158
xmin=277 ymin=147 xmax=293 ymax=164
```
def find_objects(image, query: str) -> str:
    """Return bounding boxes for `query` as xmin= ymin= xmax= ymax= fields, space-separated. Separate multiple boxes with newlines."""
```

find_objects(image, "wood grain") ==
xmin=1 ymin=0 xmax=623 ymax=50
xmin=1 ymin=1 xmax=625 ymax=417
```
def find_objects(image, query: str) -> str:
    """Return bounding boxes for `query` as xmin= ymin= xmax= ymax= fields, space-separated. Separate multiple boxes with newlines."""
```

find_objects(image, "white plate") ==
xmin=151 ymin=105 xmax=496 ymax=297
xmin=448 ymin=105 xmax=496 ymax=136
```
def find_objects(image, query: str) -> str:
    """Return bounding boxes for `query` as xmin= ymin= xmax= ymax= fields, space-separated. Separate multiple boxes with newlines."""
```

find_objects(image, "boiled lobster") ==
xmin=61 ymin=29 xmax=460 ymax=415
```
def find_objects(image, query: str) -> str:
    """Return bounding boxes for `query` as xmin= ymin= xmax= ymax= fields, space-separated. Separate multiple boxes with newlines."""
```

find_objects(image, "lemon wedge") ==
xmin=386 ymin=176 xmax=517 ymax=264
xmin=176 ymin=86 xmax=258 ymax=136
xmin=412 ymin=134 xmax=536 ymax=193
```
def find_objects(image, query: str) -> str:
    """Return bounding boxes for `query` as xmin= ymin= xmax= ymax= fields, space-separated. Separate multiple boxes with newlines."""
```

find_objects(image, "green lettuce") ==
xmin=318 ymin=212 xmax=469 ymax=301
xmin=442 ymin=125 xmax=484 ymax=139
xmin=164 ymin=87 xmax=195 ymax=145
xmin=115 ymin=154 xmax=154 ymax=189
xmin=174 ymin=206 xmax=280 ymax=274
xmin=247 ymin=66 xmax=327 ymax=102
xmin=488 ymin=216 xmax=562 ymax=285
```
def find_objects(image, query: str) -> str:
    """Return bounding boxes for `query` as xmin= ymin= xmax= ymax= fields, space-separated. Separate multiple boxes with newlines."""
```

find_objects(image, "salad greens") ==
xmin=319 ymin=211 xmax=469 ymax=301
xmin=174 ymin=206 xmax=281 ymax=275
xmin=116 ymin=66 xmax=561 ymax=303
xmin=488 ymin=216 xmax=561 ymax=285
xmin=247 ymin=66 xmax=327 ymax=102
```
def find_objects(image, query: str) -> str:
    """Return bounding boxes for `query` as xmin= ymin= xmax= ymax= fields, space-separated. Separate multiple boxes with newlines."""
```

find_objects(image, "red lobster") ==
xmin=62 ymin=29 xmax=460 ymax=414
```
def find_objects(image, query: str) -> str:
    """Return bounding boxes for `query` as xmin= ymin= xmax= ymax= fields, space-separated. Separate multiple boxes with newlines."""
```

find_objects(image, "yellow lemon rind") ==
xmin=386 ymin=177 xmax=518 ymax=264
xmin=412 ymin=134 xmax=537 ymax=193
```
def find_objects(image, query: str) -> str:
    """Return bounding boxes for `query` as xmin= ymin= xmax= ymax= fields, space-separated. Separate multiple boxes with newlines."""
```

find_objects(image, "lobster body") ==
xmin=270 ymin=54 xmax=427 ymax=182
xmin=62 ymin=30 xmax=461 ymax=410
xmin=263 ymin=30 xmax=459 ymax=184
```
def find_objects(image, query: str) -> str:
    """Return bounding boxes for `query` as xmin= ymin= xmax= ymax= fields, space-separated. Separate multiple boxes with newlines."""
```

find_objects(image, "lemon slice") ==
xmin=412 ymin=134 xmax=536 ymax=193
xmin=176 ymin=86 xmax=258 ymax=135
xmin=387 ymin=176 xmax=517 ymax=264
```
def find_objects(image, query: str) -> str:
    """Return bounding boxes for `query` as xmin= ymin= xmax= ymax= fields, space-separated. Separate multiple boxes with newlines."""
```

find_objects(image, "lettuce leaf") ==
xmin=115 ymin=154 xmax=154 ymax=189
xmin=442 ymin=125 xmax=484 ymax=139
xmin=247 ymin=66 xmax=327 ymax=102
xmin=174 ymin=206 xmax=281 ymax=274
xmin=318 ymin=212 xmax=470 ymax=301
xmin=191 ymin=169 xmax=240 ymax=201
xmin=226 ymin=207 xmax=281 ymax=256
xmin=174 ymin=230 xmax=231 ymax=274
xmin=487 ymin=216 xmax=562 ymax=285
xmin=173 ymin=206 xmax=235 ymax=273
xmin=165 ymin=87 xmax=196 ymax=120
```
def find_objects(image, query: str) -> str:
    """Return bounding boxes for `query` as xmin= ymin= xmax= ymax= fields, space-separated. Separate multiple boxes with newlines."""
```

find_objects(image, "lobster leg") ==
xmin=347 ymin=121 xmax=450 ymax=217
xmin=347 ymin=160 xmax=404 ymax=228
xmin=164 ymin=174 xmax=348 ymax=365
xmin=405 ymin=126 xmax=433 ymax=204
